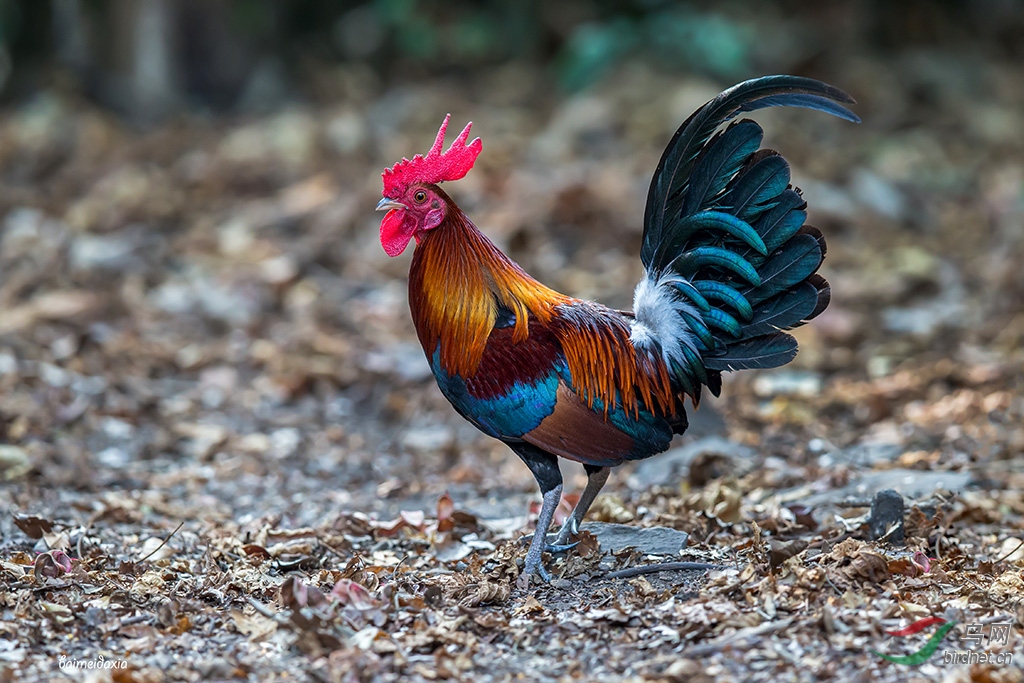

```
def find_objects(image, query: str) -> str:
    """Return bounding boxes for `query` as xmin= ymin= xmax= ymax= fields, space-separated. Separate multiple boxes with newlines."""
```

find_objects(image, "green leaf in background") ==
xmin=559 ymin=5 xmax=750 ymax=91
xmin=560 ymin=18 xmax=639 ymax=91
xmin=649 ymin=10 xmax=751 ymax=77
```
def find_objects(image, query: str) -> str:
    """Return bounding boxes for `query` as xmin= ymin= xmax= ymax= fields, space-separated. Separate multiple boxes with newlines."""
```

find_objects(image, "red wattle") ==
xmin=380 ymin=209 xmax=414 ymax=257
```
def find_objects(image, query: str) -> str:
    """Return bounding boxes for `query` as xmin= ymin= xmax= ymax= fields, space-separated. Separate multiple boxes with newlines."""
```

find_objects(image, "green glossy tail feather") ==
xmin=693 ymin=280 xmax=753 ymax=320
xmin=703 ymin=333 xmax=798 ymax=372
xmin=642 ymin=75 xmax=859 ymax=273
xmin=722 ymin=151 xmax=791 ymax=222
xmin=742 ymin=229 xmax=825 ymax=305
xmin=638 ymin=75 xmax=856 ymax=388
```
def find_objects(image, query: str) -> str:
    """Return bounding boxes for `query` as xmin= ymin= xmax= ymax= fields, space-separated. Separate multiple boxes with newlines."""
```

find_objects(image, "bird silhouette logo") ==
xmin=871 ymin=617 xmax=957 ymax=665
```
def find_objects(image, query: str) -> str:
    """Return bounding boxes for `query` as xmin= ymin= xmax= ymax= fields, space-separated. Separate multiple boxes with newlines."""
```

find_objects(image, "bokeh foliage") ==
xmin=1 ymin=0 xmax=1023 ymax=114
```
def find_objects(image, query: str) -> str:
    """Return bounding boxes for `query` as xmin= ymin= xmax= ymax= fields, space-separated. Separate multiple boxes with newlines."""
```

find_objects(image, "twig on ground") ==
xmin=682 ymin=618 xmax=795 ymax=657
xmin=76 ymin=523 xmax=90 ymax=564
xmin=607 ymin=561 xmax=726 ymax=579
xmin=248 ymin=598 xmax=281 ymax=620
xmin=994 ymin=538 xmax=1024 ymax=564
xmin=120 ymin=614 xmax=153 ymax=626
xmin=139 ymin=522 xmax=184 ymax=562
xmin=316 ymin=535 xmax=348 ymax=560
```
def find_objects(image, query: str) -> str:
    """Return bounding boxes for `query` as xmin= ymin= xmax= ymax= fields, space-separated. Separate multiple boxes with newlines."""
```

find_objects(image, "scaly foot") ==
xmin=518 ymin=533 xmax=580 ymax=554
xmin=517 ymin=485 xmax=565 ymax=588
xmin=553 ymin=517 xmax=581 ymax=547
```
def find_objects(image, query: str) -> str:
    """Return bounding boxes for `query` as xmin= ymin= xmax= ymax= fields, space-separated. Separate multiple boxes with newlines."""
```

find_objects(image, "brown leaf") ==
xmin=436 ymin=492 xmax=455 ymax=532
xmin=0 ymin=291 xmax=99 ymax=335
xmin=688 ymin=452 xmax=733 ymax=488
xmin=331 ymin=578 xmax=378 ymax=609
xmin=574 ymin=530 xmax=601 ymax=559
xmin=168 ymin=615 xmax=192 ymax=635
xmin=424 ymin=584 xmax=443 ymax=607
xmin=787 ymin=505 xmax=818 ymax=531
xmin=587 ymin=495 xmax=634 ymax=524
xmin=472 ymin=611 xmax=506 ymax=629
xmin=514 ymin=595 xmax=545 ymax=616
xmin=905 ymin=505 xmax=940 ymax=539
xmin=886 ymin=558 xmax=918 ymax=577
xmin=769 ymin=539 xmax=808 ymax=568
xmin=459 ymin=581 xmax=510 ymax=608
xmin=280 ymin=576 xmax=328 ymax=609
xmin=843 ymin=548 xmax=890 ymax=583
xmin=13 ymin=515 xmax=53 ymax=539
xmin=231 ymin=610 xmax=278 ymax=640
xmin=243 ymin=544 xmax=272 ymax=560
xmin=449 ymin=511 xmax=479 ymax=531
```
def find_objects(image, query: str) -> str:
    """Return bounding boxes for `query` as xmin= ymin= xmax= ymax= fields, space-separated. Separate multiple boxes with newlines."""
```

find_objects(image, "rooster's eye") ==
xmin=414 ymin=190 xmax=427 ymax=203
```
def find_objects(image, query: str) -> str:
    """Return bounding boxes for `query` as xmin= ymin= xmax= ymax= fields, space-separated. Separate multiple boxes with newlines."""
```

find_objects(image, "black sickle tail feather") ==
xmin=634 ymin=75 xmax=857 ymax=397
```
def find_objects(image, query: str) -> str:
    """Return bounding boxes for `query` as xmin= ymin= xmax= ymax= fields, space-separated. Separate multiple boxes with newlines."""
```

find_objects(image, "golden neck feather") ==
xmin=408 ymin=205 xmax=570 ymax=377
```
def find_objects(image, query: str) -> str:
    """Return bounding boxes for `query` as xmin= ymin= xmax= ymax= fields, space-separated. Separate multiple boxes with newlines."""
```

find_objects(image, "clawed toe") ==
xmin=544 ymin=540 xmax=579 ymax=554
xmin=525 ymin=560 xmax=551 ymax=583
xmin=518 ymin=534 xmax=579 ymax=555
xmin=520 ymin=546 xmax=553 ymax=588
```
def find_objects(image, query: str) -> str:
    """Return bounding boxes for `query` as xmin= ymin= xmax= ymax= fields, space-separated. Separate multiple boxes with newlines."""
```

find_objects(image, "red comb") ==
xmin=382 ymin=115 xmax=482 ymax=196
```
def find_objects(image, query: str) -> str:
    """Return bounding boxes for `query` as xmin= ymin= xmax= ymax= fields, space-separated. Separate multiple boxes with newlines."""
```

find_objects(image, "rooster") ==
xmin=377 ymin=76 xmax=858 ymax=583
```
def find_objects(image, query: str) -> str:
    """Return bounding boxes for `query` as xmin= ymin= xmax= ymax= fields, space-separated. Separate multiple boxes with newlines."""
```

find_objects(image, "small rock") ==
xmin=177 ymin=423 xmax=229 ymax=459
xmin=259 ymin=255 xmax=299 ymax=284
xmin=102 ymin=417 xmax=136 ymax=440
xmin=137 ymin=536 xmax=174 ymax=561
xmin=851 ymin=169 xmax=906 ymax=220
xmin=96 ymin=447 xmax=130 ymax=470
xmin=580 ymin=522 xmax=689 ymax=556
xmin=0 ymin=445 xmax=32 ymax=480
xmin=997 ymin=537 xmax=1024 ymax=564
xmin=752 ymin=371 xmax=822 ymax=398
xmin=401 ymin=425 xmax=454 ymax=453
xmin=218 ymin=218 xmax=254 ymax=256
xmin=868 ymin=489 xmax=905 ymax=544
xmin=269 ymin=428 xmax=302 ymax=459
xmin=785 ymin=469 xmax=973 ymax=508
xmin=235 ymin=433 xmax=272 ymax=454
xmin=68 ymin=232 xmax=142 ymax=272
xmin=629 ymin=437 xmax=756 ymax=489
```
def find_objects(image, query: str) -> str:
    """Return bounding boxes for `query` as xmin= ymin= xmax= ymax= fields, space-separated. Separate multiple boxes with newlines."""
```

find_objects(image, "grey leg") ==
xmin=521 ymin=484 xmax=562 ymax=585
xmin=554 ymin=466 xmax=610 ymax=545
xmin=505 ymin=441 xmax=563 ymax=586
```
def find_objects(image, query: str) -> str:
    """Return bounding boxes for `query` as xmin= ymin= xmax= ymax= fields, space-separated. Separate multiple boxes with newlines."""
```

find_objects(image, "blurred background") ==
xmin=1 ymin=0 xmax=1023 ymax=523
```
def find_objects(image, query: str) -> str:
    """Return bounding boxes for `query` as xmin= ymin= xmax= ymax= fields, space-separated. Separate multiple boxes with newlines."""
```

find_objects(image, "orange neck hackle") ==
xmin=408 ymin=199 xmax=569 ymax=377
xmin=407 ymin=194 xmax=677 ymax=419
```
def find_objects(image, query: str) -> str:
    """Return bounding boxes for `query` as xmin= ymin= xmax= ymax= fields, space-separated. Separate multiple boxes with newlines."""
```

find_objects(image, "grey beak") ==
xmin=376 ymin=197 xmax=407 ymax=212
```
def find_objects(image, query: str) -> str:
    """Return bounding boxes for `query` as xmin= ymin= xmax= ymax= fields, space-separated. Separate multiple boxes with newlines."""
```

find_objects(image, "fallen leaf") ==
xmin=331 ymin=579 xmax=378 ymax=609
xmin=13 ymin=515 xmax=53 ymax=539
xmin=231 ymin=609 xmax=278 ymax=640
xmin=769 ymin=539 xmax=808 ymax=568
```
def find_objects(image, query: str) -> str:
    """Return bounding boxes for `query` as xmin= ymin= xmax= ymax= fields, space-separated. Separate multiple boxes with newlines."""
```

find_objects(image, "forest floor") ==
xmin=1 ymin=50 xmax=1023 ymax=683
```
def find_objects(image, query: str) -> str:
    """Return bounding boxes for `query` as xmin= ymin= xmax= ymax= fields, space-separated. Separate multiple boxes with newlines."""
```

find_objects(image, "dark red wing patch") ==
xmin=463 ymin=322 xmax=562 ymax=400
